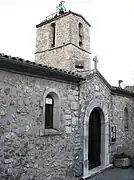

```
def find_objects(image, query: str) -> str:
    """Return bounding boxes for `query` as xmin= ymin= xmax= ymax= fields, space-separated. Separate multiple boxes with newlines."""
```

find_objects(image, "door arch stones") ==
xmin=83 ymin=100 xmax=110 ymax=177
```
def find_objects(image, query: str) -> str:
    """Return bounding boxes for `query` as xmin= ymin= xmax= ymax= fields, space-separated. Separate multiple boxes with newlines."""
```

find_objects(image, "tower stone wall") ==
xmin=35 ymin=12 xmax=91 ymax=72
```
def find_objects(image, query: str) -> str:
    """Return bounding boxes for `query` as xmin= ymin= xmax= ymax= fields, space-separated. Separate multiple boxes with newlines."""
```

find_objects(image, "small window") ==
xmin=124 ymin=107 xmax=129 ymax=131
xmin=50 ymin=23 xmax=56 ymax=48
xmin=75 ymin=60 xmax=84 ymax=69
xmin=44 ymin=91 xmax=60 ymax=131
xmin=45 ymin=95 xmax=53 ymax=129
xmin=78 ymin=23 xmax=83 ymax=47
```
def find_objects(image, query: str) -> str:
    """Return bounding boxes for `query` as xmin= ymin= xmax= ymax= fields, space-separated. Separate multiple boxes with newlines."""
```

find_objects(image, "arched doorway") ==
xmin=88 ymin=107 xmax=102 ymax=169
xmin=83 ymin=102 xmax=110 ymax=178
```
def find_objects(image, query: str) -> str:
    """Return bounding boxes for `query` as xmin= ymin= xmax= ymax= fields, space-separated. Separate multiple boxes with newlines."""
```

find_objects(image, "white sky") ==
xmin=0 ymin=0 xmax=134 ymax=86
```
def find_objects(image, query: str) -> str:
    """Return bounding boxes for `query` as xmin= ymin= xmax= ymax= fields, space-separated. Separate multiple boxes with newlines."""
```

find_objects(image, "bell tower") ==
xmin=35 ymin=1 xmax=91 ymax=73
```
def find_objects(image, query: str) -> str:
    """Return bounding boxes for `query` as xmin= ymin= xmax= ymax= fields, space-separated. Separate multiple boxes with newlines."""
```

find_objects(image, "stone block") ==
xmin=74 ymin=111 xmax=79 ymax=117
xmin=65 ymin=114 xmax=71 ymax=120
xmin=4 ymin=158 xmax=14 ymax=164
xmin=75 ymin=96 xmax=79 ymax=101
xmin=71 ymin=102 xmax=79 ymax=110
xmin=4 ymin=87 xmax=10 ymax=95
xmin=39 ymin=100 xmax=43 ymax=107
xmin=0 ymin=109 xmax=6 ymax=116
xmin=73 ymin=91 xmax=79 ymax=96
xmin=113 ymin=157 xmax=131 ymax=168
xmin=72 ymin=117 xmax=78 ymax=125
xmin=68 ymin=95 xmax=74 ymax=101
xmin=65 ymin=110 xmax=71 ymax=114
xmin=66 ymin=126 xmax=72 ymax=134
xmin=65 ymin=120 xmax=71 ymax=126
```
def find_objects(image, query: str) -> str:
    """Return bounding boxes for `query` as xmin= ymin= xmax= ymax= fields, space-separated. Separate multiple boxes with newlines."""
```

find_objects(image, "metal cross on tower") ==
xmin=93 ymin=56 xmax=99 ymax=70
xmin=56 ymin=0 xmax=66 ymax=15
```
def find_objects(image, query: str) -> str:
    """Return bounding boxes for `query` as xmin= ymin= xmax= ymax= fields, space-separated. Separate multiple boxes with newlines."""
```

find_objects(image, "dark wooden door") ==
xmin=88 ymin=108 xmax=101 ymax=169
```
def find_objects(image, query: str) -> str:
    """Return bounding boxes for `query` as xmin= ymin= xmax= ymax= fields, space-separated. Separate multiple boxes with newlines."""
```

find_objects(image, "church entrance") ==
xmin=83 ymin=103 xmax=110 ymax=178
xmin=88 ymin=107 xmax=101 ymax=170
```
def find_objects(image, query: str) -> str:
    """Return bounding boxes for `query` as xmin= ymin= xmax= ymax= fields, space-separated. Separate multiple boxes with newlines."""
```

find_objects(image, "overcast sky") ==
xmin=0 ymin=0 xmax=134 ymax=86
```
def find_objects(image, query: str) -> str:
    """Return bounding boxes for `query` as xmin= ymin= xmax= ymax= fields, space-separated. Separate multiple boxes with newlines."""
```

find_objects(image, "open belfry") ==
xmin=0 ymin=1 xmax=134 ymax=180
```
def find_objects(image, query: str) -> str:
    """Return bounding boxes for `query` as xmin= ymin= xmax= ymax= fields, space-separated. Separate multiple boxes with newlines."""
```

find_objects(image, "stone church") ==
xmin=0 ymin=1 xmax=134 ymax=180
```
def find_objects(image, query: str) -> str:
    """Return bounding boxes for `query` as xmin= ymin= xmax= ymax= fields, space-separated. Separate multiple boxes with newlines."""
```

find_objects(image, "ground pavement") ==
xmin=88 ymin=168 xmax=134 ymax=180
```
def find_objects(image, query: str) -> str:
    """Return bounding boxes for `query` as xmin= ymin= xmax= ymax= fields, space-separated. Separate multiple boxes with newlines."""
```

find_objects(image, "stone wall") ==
xmin=69 ymin=14 xmax=90 ymax=53
xmin=35 ymin=44 xmax=90 ymax=72
xmin=110 ymin=95 xmax=134 ymax=159
xmin=1 ymin=67 xmax=134 ymax=179
xmin=35 ymin=15 xmax=71 ymax=52
xmin=79 ymin=71 xmax=134 ymax=173
xmin=35 ymin=13 xmax=91 ymax=72
xmin=0 ymin=70 xmax=82 ymax=180
xmin=79 ymin=73 xmax=111 ymax=175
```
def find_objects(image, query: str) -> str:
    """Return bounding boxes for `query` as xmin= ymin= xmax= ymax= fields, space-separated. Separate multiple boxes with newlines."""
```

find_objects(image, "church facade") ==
xmin=0 ymin=5 xmax=134 ymax=180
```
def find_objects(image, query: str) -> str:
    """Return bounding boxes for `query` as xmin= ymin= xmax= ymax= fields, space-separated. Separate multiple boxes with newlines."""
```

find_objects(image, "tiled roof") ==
xmin=125 ymin=86 xmax=134 ymax=92
xmin=0 ymin=53 xmax=85 ymax=83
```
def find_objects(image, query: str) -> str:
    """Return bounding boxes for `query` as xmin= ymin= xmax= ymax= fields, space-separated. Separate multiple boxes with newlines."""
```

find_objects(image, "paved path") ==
xmin=88 ymin=168 xmax=134 ymax=180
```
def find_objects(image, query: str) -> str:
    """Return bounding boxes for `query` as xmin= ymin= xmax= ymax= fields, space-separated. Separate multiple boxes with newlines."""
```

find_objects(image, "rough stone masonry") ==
xmin=0 ymin=7 xmax=134 ymax=180
xmin=0 ymin=67 xmax=82 ymax=180
xmin=0 ymin=56 xmax=134 ymax=180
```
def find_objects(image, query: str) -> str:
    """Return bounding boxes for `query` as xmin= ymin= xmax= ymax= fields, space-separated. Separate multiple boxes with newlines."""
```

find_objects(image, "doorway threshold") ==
xmin=82 ymin=164 xmax=113 ymax=179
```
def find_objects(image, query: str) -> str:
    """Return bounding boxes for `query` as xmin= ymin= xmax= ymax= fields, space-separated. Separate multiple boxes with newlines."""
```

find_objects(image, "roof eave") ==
xmin=0 ymin=56 xmax=84 ymax=83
